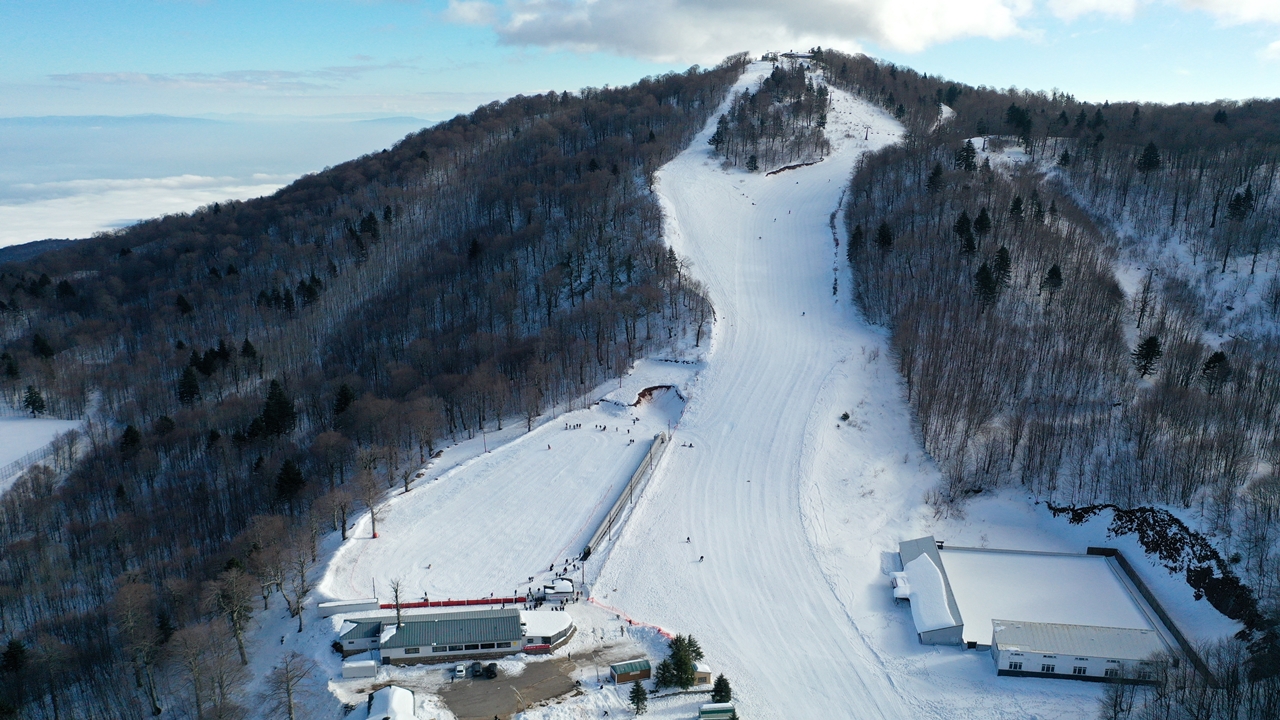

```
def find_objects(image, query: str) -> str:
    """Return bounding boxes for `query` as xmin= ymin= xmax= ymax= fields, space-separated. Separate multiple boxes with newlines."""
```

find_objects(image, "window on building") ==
xmin=1008 ymin=662 xmax=1023 ymax=671
xmin=1073 ymin=666 xmax=1087 ymax=675
xmin=496 ymin=642 xmax=512 ymax=648
xmin=1010 ymin=652 xmax=1023 ymax=657
xmin=432 ymin=647 xmax=448 ymax=653
xmin=1106 ymin=659 xmax=1121 ymax=664
xmin=1042 ymin=655 xmax=1057 ymax=659
xmin=464 ymin=644 xmax=480 ymax=651
xmin=1104 ymin=668 xmax=1120 ymax=679
xmin=480 ymin=643 xmax=496 ymax=649
xmin=1138 ymin=669 xmax=1155 ymax=681
xmin=1075 ymin=657 xmax=1090 ymax=662
xmin=448 ymin=645 xmax=463 ymax=652
xmin=1041 ymin=664 xmax=1056 ymax=674
xmin=405 ymin=648 xmax=420 ymax=655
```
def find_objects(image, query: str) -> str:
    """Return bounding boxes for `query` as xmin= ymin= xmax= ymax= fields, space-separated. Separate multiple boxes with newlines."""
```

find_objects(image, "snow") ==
xmin=903 ymin=554 xmax=957 ymax=633
xmin=263 ymin=62 xmax=1241 ymax=720
xmin=317 ymin=360 xmax=692 ymax=605
xmin=937 ymin=549 xmax=1153 ymax=645
xmin=0 ymin=414 xmax=78 ymax=467
xmin=521 ymin=610 xmax=572 ymax=638
xmin=368 ymin=685 xmax=415 ymax=720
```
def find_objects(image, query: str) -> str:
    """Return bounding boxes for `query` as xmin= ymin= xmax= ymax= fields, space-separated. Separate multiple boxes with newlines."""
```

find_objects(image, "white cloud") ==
xmin=444 ymin=0 xmax=1280 ymax=63
xmin=1262 ymin=39 xmax=1280 ymax=61
xmin=448 ymin=0 xmax=1034 ymax=62
xmin=1047 ymin=0 xmax=1139 ymax=20
xmin=1179 ymin=0 xmax=1280 ymax=25
xmin=0 ymin=175 xmax=291 ymax=246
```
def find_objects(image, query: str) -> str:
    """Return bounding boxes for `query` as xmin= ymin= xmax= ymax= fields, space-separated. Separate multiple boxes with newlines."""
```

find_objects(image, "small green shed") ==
xmin=609 ymin=658 xmax=651 ymax=684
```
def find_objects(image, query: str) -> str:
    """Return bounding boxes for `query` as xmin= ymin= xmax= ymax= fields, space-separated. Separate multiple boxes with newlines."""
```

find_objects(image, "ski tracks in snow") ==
xmin=592 ymin=65 xmax=917 ymax=719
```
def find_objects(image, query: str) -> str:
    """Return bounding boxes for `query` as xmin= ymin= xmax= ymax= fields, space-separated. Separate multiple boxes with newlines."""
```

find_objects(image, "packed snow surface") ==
xmin=938 ymin=549 xmax=1153 ymax=645
xmin=903 ymin=554 xmax=957 ymax=632
xmin=0 ymin=415 xmax=77 ymax=468
xmin=318 ymin=361 xmax=691 ymax=604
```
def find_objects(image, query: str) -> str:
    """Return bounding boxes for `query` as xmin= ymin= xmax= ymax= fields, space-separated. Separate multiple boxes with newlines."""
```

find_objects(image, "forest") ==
xmin=0 ymin=54 xmax=747 ymax=719
xmin=708 ymin=60 xmax=830 ymax=171
xmin=819 ymin=48 xmax=1280 ymax=719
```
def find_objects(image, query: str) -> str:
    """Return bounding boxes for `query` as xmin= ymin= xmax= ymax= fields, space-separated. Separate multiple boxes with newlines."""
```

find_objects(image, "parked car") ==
xmin=470 ymin=661 xmax=484 ymax=678
xmin=484 ymin=662 xmax=498 ymax=679
xmin=454 ymin=664 xmax=467 ymax=679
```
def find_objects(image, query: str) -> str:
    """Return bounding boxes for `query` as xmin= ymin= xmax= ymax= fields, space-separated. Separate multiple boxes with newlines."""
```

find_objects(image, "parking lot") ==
xmin=437 ymin=657 xmax=579 ymax=720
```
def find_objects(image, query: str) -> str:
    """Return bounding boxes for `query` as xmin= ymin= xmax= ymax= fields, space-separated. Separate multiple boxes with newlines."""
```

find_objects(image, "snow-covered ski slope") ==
xmin=589 ymin=63 xmax=916 ymax=719
xmin=318 ymin=360 xmax=694 ymax=604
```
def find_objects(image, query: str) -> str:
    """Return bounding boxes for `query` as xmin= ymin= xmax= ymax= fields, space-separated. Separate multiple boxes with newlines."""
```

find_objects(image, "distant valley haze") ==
xmin=2 ymin=0 xmax=1278 ymax=247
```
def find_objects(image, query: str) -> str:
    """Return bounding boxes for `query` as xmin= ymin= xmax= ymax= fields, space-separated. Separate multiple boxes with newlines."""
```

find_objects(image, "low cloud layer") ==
xmin=447 ymin=0 xmax=1280 ymax=62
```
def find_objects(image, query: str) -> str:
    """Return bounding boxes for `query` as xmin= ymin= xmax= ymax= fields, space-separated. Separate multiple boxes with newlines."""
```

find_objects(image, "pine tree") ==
xmin=629 ymin=680 xmax=648 ymax=715
xmin=875 ymin=221 xmax=894 ymax=252
xmin=240 ymin=338 xmax=257 ymax=359
xmin=1 ymin=639 xmax=26 ymax=674
xmin=973 ymin=207 xmax=991 ymax=239
xmin=954 ymin=140 xmax=977 ymax=171
xmin=926 ymin=162 xmax=944 ymax=194
xmin=334 ymin=383 xmax=357 ymax=417
xmin=261 ymin=380 xmax=297 ymax=437
xmin=32 ymin=333 xmax=55 ymax=359
xmin=847 ymin=224 xmax=863 ymax=264
xmin=1132 ymin=336 xmax=1163 ymax=378
xmin=1040 ymin=264 xmax=1063 ymax=305
xmin=954 ymin=211 xmax=975 ymax=254
xmin=22 ymin=385 xmax=45 ymax=416
xmin=1 ymin=352 xmax=18 ymax=379
xmin=177 ymin=365 xmax=202 ymax=406
xmin=711 ymin=674 xmax=733 ymax=703
xmin=974 ymin=264 xmax=998 ymax=309
xmin=276 ymin=460 xmax=306 ymax=502
xmin=745 ymin=155 xmax=759 ymax=173
xmin=1057 ymin=149 xmax=1071 ymax=167
xmin=119 ymin=425 xmax=142 ymax=455
xmin=1008 ymin=196 xmax=1024 ymax=222
xmin=993 ymin=247 xmax=1012 ymax=289
xmin=1136 ymin=142 xmax=1162 ymax=177
xmin=1201 ymin=351 xmax=1231 ymax=394
xmin=175 ymin=294 xmax=194 ymax=315
xmin=654 ymin=658 xmax=677 ymax=689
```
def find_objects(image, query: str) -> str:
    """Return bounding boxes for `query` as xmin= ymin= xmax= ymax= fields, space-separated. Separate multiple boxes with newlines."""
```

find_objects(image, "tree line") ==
xmin=0 ymin=54 xmax=748 ymax=719
xmin=818 ymin=49 xmax=1280 ymax=716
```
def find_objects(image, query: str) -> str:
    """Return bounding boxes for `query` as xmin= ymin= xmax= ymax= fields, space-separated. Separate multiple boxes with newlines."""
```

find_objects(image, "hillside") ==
xmin=0 ymin=57 xmax=746 ymax=719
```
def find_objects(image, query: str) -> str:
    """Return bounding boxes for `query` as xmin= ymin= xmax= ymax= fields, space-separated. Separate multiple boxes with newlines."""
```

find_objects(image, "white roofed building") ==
xmin=992 ymin=620 xmax=1167 ymax=684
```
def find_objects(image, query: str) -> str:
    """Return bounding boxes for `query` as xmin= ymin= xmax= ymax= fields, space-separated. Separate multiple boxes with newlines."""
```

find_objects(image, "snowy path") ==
xmin=591 ymin=66 xmax=914 ymax=719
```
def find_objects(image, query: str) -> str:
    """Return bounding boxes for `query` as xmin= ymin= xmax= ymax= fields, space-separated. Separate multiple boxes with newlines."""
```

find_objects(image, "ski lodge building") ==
xmin=892 ymin=535 xmax=1192 ymax=684
xmin=338 ymin=607 xmax=574 ymax=665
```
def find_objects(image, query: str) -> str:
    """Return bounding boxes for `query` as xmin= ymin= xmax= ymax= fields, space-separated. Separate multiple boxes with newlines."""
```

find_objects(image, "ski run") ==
xmin=249 ymin=62 xmax=1239 ymax=720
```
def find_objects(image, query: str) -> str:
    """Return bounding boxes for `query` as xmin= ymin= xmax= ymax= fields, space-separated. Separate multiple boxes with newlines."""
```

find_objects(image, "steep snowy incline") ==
xmin=591 ymin=65 xmax=910 ymax=718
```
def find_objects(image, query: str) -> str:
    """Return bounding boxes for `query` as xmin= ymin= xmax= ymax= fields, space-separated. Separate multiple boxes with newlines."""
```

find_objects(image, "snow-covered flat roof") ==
xmin=520 ymin=610 xmax=572 ymax=638
xmin=939 ymin=548 xmax=1153 ymax=645
xmin=992 ymin=620 xmax=1169 ymax=661
xmin=368 ymin=685 xmax=414 ymax=720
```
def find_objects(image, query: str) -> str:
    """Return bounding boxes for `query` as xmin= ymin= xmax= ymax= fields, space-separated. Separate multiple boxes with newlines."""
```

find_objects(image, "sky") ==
xmin=1 ymin=0 xmax=1278 ymax=247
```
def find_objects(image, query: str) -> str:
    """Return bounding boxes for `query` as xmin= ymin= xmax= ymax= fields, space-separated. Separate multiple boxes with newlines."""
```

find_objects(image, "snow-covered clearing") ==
xmin=280 ymin=63 xmax=1238 ymax=720
xmin=0 ymin=414 xmax=77 ymax=467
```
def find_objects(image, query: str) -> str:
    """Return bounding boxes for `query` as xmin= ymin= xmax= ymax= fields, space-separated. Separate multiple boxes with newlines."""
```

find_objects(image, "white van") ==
xmin=454 ymin=664 xmax=467 ymax=679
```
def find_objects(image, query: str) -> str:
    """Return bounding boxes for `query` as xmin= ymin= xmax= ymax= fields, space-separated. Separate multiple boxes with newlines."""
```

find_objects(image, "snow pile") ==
xmin=902 ymin=554 xmax=957 ymax=632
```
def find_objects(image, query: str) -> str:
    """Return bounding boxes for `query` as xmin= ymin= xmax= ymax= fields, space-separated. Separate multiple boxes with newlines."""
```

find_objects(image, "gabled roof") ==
xmin=381 ymin=608 xmax=522 ymax=649
xmin=992 ymin=620 xmax=1169 ymax=660
xmin=610 ymin=658 xmax=651 ymax=675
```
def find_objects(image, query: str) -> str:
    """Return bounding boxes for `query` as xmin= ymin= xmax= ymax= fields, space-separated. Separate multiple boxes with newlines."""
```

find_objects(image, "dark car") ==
xmin=484 ymin=662 xmax=498 ymax=679
xmin=470 ymin=661 xmax=484 ymax=678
